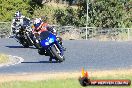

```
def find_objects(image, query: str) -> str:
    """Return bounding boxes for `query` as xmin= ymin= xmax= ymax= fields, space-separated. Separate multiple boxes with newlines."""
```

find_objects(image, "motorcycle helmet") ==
xmin=14 ymin=11 xmax=22 ymax=21
xmin=33 ymin=18 xmax=42 ymax=29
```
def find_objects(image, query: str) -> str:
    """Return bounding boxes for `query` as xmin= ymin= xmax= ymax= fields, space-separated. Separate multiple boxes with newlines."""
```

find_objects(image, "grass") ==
xmin=0 ymin=79 xmax=79 ymax=88
xmin=0 ymin=73 xmax=131 ymax=88
xmin=0 ymin=54 xmax=9 ymax=64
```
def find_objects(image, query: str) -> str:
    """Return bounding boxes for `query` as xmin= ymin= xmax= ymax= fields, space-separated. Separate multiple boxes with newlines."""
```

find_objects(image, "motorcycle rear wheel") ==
xmin=34 ymin=42 xmax=41 ymax=49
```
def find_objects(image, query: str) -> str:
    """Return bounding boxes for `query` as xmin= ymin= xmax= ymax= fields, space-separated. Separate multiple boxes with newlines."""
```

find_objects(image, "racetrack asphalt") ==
xmin=0 ymin=38 xmax=132 ymax=74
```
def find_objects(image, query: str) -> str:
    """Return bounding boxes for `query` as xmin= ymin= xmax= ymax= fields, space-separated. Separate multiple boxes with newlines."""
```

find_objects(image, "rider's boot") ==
xmin=49 ymin=56 xmax=53 ymax=62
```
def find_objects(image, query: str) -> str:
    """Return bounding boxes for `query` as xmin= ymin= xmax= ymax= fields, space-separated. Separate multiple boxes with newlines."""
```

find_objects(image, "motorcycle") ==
xmin=38 ymin=31 xmax=65 ymax=62
xmin=13 ymin=24 xmax=40 ymax=48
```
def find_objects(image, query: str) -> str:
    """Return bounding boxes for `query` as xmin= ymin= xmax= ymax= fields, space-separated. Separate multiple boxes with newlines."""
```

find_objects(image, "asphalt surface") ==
xmin=0 ymin=38 xmax=132 ymax=74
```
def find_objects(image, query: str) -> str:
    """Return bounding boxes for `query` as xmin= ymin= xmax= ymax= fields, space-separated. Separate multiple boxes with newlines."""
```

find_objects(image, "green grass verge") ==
xmin=0 ymin=74 xmax=131 ymax=88
xmin=0 ymin=54 xmax=9 ymax=64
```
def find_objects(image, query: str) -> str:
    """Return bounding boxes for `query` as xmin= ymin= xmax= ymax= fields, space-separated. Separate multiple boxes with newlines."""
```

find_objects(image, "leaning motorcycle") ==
xmin=38 ymin=31 xmax=65 ymax=62
xmin=14 ymin=25 xmax=40 ymax=48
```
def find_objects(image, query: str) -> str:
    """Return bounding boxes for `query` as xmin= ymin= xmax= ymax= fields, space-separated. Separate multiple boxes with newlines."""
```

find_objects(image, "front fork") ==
xmin=48 ymin=42 xmax=64 ymax=61
xmin=14 ymin=33 xmax=21 ymax=43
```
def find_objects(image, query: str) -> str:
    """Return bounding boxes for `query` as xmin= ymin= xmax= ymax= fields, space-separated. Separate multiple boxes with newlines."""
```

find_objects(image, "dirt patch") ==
xmin=89 ymin=69 xmax=132 ymax=77
xmin=0 ymin=55 xmax=24 ymax=67
xmin=47 ymin=2 xmax=77 ymax=9
xmin=61 ymin=32 xmax=81 ymax=40
xmin=0 ymin=69 xmax=132 ymax=83
xmin=0 ymin=54 xmax=9 ymax=64
xmin=90 ymin=35 xmax=129 ymax=41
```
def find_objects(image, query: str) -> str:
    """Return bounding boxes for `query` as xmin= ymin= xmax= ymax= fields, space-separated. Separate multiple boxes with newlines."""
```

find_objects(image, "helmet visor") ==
xmin=34 ymin=23 xmax=41 ymax=29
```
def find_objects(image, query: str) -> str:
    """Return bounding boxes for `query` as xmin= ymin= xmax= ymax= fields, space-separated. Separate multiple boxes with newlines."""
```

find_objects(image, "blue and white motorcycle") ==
xmin=38 ymin=31 xmax=65 ymax=62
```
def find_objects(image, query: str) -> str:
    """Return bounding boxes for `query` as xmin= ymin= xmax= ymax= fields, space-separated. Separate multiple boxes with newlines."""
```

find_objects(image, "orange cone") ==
xmin=85 ymin=71 xmax=88 ymax=78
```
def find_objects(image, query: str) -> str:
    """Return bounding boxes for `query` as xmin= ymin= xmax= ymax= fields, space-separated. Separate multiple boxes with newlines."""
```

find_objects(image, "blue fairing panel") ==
xmin=40 ymin=33 xmax=56 ymax=47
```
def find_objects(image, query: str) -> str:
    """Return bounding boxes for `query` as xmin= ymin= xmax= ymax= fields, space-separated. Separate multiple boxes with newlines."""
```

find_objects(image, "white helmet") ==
xmin=33 ymin=18 xmax=42 ymax=29
xmin=14 ymin=11 xmax=22 ymax=18
xmin=14 ymin=11 xmax=22 ymax=21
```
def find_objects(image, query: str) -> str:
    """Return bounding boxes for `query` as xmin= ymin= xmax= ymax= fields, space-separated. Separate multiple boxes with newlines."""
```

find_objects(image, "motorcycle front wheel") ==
xmin=51 ymin=44 xmax=64 ymax=62
xmin=20 ymin=39 xmax=29 ymax=48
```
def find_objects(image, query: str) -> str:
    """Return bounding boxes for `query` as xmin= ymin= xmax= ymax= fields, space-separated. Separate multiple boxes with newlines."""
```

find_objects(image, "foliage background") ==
xmin=0 ymin=0 xmax=131 ymax=28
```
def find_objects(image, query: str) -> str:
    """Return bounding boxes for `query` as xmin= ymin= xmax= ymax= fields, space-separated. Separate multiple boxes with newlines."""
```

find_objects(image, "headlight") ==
xmin=49 ymin=38 xmax=54 ymax=43
xmin=45 ymin=42 xmax=49 ymax=45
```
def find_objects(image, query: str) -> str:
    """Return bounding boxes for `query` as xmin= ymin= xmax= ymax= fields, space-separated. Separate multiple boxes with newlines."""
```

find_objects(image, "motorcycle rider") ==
xmin=32 ymin=18 xmax=65 ymax=61
xmin=11 ymin=11 xmax=31 ymax=41
xmin=32 ymin=18 xmax=63 ymax=46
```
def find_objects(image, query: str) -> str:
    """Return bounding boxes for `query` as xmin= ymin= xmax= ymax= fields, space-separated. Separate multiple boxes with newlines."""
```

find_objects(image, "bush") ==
xmin=0 ymin=0 xmax=31 ymax=21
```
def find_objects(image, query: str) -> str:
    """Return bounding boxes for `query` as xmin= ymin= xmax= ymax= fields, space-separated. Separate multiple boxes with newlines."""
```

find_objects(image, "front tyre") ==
xmin=20 ymin=39 xmax=29 ymax=48
xmin=22 ymin=42 xmax=29 ymax=48
xmin=51 ymin=44 xmax=64 ymax=62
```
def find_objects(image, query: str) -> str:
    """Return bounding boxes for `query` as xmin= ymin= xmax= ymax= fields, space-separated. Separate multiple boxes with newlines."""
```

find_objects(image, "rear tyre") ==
xmin=38 ymin=48 xmax=45 ymax=55
xmin=51 ymin=44 xmax=64 ymax=62
xmin=33 ymin=39 xmax=41 ymax=49
xmin=34 ymin=43 xmax=41 ymax=49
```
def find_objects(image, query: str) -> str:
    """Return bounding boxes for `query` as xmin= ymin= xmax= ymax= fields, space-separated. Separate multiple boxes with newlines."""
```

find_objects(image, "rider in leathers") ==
xmin=32 ymin=18 xmax=65 ymax=61
xmin=11 ymin=11 xmax=30 ymax=41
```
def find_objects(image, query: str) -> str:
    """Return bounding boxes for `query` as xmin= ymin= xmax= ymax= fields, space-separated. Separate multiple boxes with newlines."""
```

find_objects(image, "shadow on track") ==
xmin=5 ymin=46 xmax=36 ymax=49
xmin=21 ymin=61 xmax=58 ymax=63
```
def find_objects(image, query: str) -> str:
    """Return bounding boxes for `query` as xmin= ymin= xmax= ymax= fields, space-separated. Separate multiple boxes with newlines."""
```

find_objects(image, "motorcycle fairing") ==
xmin=40 ymin=32 xmax=57 ymax=47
